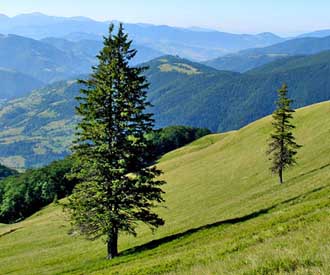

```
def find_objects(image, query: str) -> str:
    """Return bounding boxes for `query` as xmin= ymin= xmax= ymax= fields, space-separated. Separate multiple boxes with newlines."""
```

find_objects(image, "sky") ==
xmin=1 ymin=0 xmax=330 ymax=35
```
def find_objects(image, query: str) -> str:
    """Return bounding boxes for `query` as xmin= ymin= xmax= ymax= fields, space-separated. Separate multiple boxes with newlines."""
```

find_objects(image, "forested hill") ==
xmin=147 ymin=54 xmax=330 ymax=132
xmin=0 ymin=53 xmax=329 ymax=168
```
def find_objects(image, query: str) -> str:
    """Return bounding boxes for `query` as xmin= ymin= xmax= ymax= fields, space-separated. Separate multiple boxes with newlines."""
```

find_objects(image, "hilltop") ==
xmin=0 ymin=101 xmax=329 ymax=274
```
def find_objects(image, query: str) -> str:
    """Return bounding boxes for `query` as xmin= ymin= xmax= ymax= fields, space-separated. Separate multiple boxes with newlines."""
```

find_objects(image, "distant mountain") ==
xmin=204 ymin=53 xmax=286 ymax=73
xmin=0 ymin=34 xmax=92 ymax=83
xmin=299 ymin=29 xmax=330 ymax=38
xmin=0 ymin=33 xmax=164 ymax=101
xmin=0 ymin=13 xmax=285 ymax=60
xmin=247 ymin=50 xmax=330 ymax=75
xmin=205 ymin=35 xmax=330 ymax=72
xmin=0 ymin=68 xmax=44 ymax=100
xmin=0 ymin=33 xmax=163 ymax=96
xmin=41 ymin=37 xmax=164 ymax=66
xmin=240 ymin=35 xmax=330 ymax=55
xmin=122 ymin=25 xmax=284 ymax=60
xmin=0 ymin=53 xmax=329 ymax=168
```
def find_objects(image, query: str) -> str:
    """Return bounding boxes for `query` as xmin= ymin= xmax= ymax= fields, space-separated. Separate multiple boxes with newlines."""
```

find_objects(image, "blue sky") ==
xmin=1 ymin=0 xmax=330 ymax=35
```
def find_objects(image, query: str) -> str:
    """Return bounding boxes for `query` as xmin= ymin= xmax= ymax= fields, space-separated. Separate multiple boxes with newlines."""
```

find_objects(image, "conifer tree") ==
xmin=66 ymin=23 xmax=165 ymax=259
xmin=267 ymin=84 xmax=301 ymax=184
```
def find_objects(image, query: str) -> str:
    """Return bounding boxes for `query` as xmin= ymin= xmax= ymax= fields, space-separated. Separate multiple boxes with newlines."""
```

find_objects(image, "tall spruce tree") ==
xmin=267 ymin=84 xmax=301 ymax=184
xmin=66 ymin=23 xmax=165 ymax=259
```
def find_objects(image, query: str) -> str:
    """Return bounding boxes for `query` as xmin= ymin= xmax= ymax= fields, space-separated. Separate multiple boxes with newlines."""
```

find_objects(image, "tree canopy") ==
xmin=267 ymin=84 xmax=302 ymax=183
xmin=66 ymin=23 xmax=166 ymax=259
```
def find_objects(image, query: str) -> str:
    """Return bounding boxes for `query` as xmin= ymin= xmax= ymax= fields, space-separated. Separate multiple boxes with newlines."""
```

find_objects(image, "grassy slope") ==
xmin=0 ymin=101 xmax=330 ymax=274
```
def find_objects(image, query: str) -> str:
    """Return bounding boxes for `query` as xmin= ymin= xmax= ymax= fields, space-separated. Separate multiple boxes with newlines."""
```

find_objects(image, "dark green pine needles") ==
xmin=267 ymin=84 xmax=302 ymax=184
xmin=66 ymin=23 xmax=166 ymax=259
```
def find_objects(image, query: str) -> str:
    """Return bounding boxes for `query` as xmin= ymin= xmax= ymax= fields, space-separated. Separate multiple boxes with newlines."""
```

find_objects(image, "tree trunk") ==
xmin=279 ymin=168 xmax=283 ymax=184
xmin=107 ymin=229 xmax=118 ymax=259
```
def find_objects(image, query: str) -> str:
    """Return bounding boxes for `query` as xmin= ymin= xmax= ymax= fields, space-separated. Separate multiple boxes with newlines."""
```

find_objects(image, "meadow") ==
xmin=0 ymin=101 xmax=329 ymax=274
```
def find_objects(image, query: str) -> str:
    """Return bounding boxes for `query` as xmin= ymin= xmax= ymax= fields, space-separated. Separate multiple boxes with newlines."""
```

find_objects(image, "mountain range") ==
xmin=0 ymin=51 xmax=329 ymax=168
xmin=205 ymin=35 xmax=330 ymax=72
xmin=0 ymin=13 xmax=330 ymax=168
xmin=0 ymin=34 xmax=163 ymax=100
xmin=0 ymin=34 xmax=92 ymax=84
xmin=0 ymin=13 xmax=286 ymax=60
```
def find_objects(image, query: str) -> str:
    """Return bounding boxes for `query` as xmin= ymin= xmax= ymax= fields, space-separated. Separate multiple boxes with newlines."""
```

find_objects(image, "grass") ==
xmin=0 ymin=101 xmax=329 ymax=274
xmin=159 ymin=63 xmax=201 ymax=75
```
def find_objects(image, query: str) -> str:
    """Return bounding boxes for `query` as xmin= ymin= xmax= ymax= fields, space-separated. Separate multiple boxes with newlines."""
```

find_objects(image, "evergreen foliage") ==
xmin=149 ymin=125 xmax=211 ymax=158
xmin=0 ymin=163 xmax=18 ymax=180
xmin=66 ymin=24 xmax=166 ymax=259
xmin=267 ymin=84 xmax=302 ymax=183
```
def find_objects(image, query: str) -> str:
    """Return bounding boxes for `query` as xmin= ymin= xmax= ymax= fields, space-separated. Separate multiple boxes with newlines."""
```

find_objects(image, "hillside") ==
xmin=0 ymin=80 xmax=80 ymax=168
xmin=247 ymin=50 xmax=330 ymax=74
xmin=0 ymin=101 xmax=329 ymax=274
xmin=148 ymin=54 xmax=330 ymax=132
xmin=0 ymin=56 xmax=236 ymax=168
xmin=0 ymin=54 xmax=330 ymax=168
xmin=205 ymin=35 xmax=330 ymax=72
xmin=0 ymin=68 xmax=44 ymax=100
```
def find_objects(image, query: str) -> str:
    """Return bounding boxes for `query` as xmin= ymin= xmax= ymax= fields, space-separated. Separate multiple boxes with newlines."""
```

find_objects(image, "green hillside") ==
xmin=0 ymin=56 xmax=235 ymax=168
xmin=0 ymin=80 xmax=80 ymax=169
xmin=148 ymin=54 xmax=330 ymax=132
xmin=0 ymin=54 xmax=329 ymax=169
xmin=0 ymin=101 xmax=329 ymax=274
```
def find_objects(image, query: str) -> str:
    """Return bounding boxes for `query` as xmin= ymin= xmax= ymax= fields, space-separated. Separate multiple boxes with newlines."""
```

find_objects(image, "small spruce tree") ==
xmin=66 ymin=23 xmax=165 ymax=259
xmin=267 ymin=84 xmax=301 ymax=184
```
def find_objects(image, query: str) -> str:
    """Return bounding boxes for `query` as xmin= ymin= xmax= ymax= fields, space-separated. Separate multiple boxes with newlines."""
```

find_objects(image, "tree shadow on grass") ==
xmin=120 ymin=183 xmax=329 ymax=257
xmin=0 ymin=226 xmax=23 ymax=239
xmin=290 ymin=163 xmax=330 ymax=182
